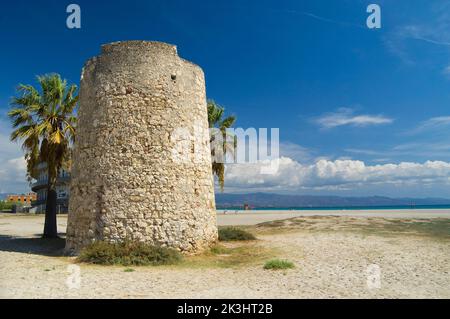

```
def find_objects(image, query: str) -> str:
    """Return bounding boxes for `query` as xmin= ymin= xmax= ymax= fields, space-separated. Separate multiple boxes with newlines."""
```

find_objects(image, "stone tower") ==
xmin=65 ymin=41 xmax=217 ymax=253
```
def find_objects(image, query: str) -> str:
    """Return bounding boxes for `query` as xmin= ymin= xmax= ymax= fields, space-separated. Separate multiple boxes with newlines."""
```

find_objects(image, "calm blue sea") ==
xmin=218 ymin=205 xmax=450 ymax=211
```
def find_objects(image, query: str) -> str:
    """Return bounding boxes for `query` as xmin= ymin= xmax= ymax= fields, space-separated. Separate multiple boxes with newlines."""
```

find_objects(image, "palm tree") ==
xmin=8 ymin=74 xmax=77 ymax=238
xmin=207 ymin=100 xmax=236 ymax=191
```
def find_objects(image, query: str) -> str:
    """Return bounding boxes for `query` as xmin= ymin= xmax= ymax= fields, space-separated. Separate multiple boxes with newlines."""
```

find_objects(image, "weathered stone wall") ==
xmin=65 ymin=41 xmax=217 ymax=253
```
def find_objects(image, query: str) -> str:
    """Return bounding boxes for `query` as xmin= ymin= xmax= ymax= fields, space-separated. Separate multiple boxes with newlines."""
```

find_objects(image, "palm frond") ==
xmin=207 ymin=100 xmax=225 ymax=128
xmin=212 ymin=162 xmax=225 ymax=191
xmin=8 ymin=74 xmax=78 ymax=182
xmin=10 ymin=124 xmax=36 ymax=142
xmin=220 ymin=115 xmax=236 ymax=129
xmin=61 ymin=84 xmax=78 ymax=115
xmin=8 ymin=108 xmax=34 ymax=127
xmin=207 ymin=99 xmax=236 ymax=192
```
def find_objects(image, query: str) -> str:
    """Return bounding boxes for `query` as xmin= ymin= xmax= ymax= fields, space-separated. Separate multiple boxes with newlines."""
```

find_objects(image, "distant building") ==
xmin=31 ymin=163 xmax=71 ymax=213
xmin=7 ymin=193 xmax=37 ymax=206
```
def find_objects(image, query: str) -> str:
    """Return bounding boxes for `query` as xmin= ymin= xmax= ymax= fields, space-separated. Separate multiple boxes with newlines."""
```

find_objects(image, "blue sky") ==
xmin=1 ymin=0 xmax=450 ymax=197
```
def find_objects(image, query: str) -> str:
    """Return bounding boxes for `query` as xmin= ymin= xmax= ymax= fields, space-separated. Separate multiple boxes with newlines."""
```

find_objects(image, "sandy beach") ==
xmin=0 ymin=212 xmax=449 ymax=299
xmin=217 ymin=209 xmax=450 ymax=225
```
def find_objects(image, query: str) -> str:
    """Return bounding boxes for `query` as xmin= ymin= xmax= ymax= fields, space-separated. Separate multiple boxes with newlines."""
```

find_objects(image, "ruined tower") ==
xmin=65 ymin=41 xmax=217 ymax=253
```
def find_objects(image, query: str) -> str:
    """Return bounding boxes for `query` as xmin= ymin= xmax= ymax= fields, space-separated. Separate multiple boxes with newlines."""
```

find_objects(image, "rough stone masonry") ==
xmin=65 ymin=41 xmax=217 ymax=253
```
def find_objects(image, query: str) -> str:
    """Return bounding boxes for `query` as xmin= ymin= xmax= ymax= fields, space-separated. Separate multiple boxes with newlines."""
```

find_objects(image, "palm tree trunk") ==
xmin=43 ymin=176 xmax=58 ymax=238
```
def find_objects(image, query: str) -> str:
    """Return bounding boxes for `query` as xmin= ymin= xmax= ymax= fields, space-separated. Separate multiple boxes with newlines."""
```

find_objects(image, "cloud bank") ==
xmin=0 ymin=118 xmax=28 ymax=194
xmin=225 ymin=157 xmax=450 ymax=195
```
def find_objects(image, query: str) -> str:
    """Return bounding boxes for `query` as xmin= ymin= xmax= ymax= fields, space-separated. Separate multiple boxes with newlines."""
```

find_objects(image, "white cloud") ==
xmin=345 ymin=148 xmax=384 ymax=156
xmin=384 ymin=3 xmax=450 ymax=65
xmin=314 ymin=108 xmax=393 ymax=129
xmin=396 ymin=25 xmax=450 ymax=47
xmin=345 ymin=143 xmax=450 ymax=162
xmin=409 ymin=116 xmax=450 ymax=134
xmin=0 ymin=157 xmax=28 ymax=194
xmin=6 ymin=157 xmax=26 ymax=170
xmin=224 ymin=157 xmax=450 ymax=194
xmin=0 ymin=117 xmax=28 ymax=194
xmin=393 ymin=142 xmax=450 ymax=152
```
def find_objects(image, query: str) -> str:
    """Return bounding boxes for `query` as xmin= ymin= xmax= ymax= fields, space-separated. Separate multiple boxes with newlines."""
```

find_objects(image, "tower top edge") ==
xmin=101 ymin=41 xmax=178 ymax=56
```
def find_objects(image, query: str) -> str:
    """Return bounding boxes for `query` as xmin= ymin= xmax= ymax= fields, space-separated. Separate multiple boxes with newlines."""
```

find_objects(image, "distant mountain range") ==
xmin=215 ymin=193 xmax=450 ymax=209
xmin=3 ymin=192 xmax=450 ymax=208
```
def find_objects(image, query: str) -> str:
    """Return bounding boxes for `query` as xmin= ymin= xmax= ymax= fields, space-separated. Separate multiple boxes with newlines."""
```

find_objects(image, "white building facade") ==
xmin=31 ymin=163 xmax=70 ymax=213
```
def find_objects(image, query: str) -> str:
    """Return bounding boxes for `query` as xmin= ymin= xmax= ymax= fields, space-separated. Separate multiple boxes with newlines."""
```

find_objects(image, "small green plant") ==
xmin=218 ymin=227 xmax=256 ymax=241
xmin=123 ymin=268 xmax=135 ymax=272
xmin=77 ymin=241 xmax=182 ymax=266
xmin=263 ymin=259 xmax=295 ymax=270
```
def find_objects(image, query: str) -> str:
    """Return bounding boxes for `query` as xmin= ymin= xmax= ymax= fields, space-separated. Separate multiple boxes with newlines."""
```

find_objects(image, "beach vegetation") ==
xmin=123 ymin=268 xmax=135 ymax=272
xmin=77 ymin=241 xmax=182 ymax=266
xmin=263 ymin=259 xmax=295 ymax=270
xmin=218 ymin=227 xmax=256 ymax=241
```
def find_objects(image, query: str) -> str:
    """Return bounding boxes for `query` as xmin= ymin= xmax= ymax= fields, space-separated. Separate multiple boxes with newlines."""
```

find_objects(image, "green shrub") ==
xmin=218 ymin=227 xmax=256 ymax=241
xmin=0 ymin=200 xmax=14 ymax=211
xmin=263 ymin=259 xmax=295 ymax=270
xmin=123 ymin=268 xmax=135 ymax=272
xmin=77 ymin=241 xmax=182 ymax=266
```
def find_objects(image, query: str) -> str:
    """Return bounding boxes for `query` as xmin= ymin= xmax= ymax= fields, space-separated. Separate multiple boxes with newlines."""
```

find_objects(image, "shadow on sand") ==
xmin=0 ymin=234 xmax=66 ymax=256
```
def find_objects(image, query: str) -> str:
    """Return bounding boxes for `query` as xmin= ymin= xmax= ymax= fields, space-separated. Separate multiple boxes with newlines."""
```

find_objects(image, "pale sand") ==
xmin=0 ymin=213 xmax=449 ymax=298
xmin=1 ymin=209 xmax=449 ymax=236
xmin=218 ymin=209 xmax=450 ymax=226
